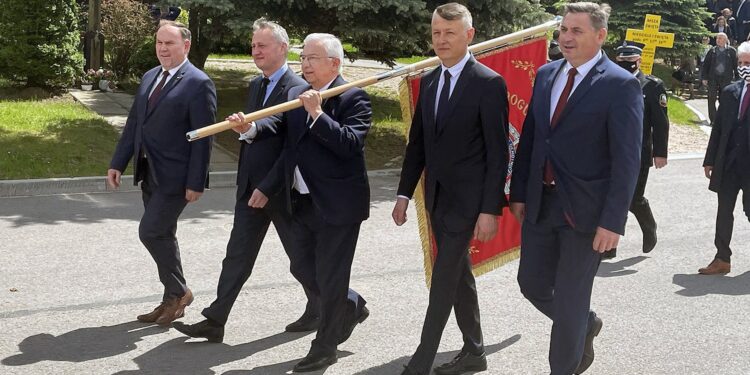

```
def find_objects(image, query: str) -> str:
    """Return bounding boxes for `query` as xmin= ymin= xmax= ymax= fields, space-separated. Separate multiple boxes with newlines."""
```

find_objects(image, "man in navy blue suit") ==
xmin=107 ymin=20 xmax=216 ymax=327
xmin=172 ymin=18 xmax=319 ymax=343
xmin=247 ymin=33 xmax=371 ymax=372
xmin=509 ymin=3 xmax=642 ymax=374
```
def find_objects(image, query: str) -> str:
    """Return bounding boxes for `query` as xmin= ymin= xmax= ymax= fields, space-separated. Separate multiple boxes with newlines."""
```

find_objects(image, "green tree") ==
xmin=101 ymin=0 xmax=155 ymax=77
xmin=164 ymin=0 xmax=550 ymax=69
xmin=606 ymin=0 xmax=711 ymax=63
xmin=0 ymin=0 xmax=84 ymax=90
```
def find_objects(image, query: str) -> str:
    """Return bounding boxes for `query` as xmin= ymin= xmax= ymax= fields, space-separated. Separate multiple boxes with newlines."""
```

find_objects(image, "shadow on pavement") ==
xmin=1 ymin=321 xmax=166 ymax=366
xmin=222 ymin=351 xmax=353 ymax=375
xmin=597 ymin=256 xmax=648 ymax=278
xmin=672 ymin=271 xmax=750 ymax=297
xmin=350 ymin=334 xmax=522 ymax=375
xmin=112 ymin=331 xmax=315 ymax=375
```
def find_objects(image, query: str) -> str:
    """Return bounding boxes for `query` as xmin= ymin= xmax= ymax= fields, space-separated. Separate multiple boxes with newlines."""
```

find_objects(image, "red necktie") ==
xmin=741 ymin=83 xmax=750 ymax=119
xmin=544 ymin=67 xmax=578 ymax=184
xmin=148 ymin=71 xmax=170 ymax=109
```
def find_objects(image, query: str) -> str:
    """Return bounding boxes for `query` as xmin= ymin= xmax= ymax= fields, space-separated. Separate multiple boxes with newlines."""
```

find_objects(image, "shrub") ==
xmin=101 ymin=0 xmax=155 ymax=78
xmin=0 ymin=0 xmax=84 ymax=90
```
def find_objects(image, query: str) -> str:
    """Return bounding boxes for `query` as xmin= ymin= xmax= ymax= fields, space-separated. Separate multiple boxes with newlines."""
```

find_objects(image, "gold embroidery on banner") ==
xmin=512 ymin=60 xmax=537 ymax=87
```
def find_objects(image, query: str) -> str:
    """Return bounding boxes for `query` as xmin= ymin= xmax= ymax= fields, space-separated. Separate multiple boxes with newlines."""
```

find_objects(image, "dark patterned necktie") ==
xmin=148 ymin=71 xmax=170 ymax=109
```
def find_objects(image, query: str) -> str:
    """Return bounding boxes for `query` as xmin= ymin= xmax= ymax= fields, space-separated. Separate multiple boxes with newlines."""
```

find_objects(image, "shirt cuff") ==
xmin=309 ymin=113 xmax=323 ymax=129
xmin=238 ymin=122 xmax=257 ymax=143
xmin=397 ymin=195 xmax=410 ymax=200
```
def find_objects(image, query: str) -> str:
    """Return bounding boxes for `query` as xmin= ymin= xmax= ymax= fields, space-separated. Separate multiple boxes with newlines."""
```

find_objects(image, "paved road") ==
xmin=1 ymin=160 xmax=750 ymax=374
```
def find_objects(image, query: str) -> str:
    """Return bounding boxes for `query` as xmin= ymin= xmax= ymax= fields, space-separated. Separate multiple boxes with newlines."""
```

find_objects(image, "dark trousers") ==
xmin=708 ymin=78 xmax=733 ymax=124
xmin=407 ymin=202 xmax=483 ymax=374
xmin=630 ymin=164 xmax=657 ymax=239
xmin=289 ymin=192 xmax=366 ymax=356
xmin=202 ymin=190 xmax=319 ymax=326
xmin=517 ymin=189 xmax=601 ymax=375
xmin=139 ymin=171 xmax=189 ymax=301
xmin=714 ymin=164 xmax=750 ymax=263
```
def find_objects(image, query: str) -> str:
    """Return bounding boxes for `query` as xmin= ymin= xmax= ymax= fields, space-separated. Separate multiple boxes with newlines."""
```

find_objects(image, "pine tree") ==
xmin=607 ymin=0 xmax=711 ymax=63
xmin=169 ymin=0 xmax=550 ymax=69
xmin=0 ymin=0 xmax=84 ymax=90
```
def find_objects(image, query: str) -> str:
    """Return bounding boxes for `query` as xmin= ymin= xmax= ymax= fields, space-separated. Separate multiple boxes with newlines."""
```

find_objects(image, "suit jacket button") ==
xmin=545 ymin=139 xmax=550 ymax=144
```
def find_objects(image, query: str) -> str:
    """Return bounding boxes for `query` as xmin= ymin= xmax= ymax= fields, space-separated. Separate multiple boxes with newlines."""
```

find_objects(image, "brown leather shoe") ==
xmin=698 ymin=259 xmax=731 ymax=275
xmin=137 ymin=303 xmax=165 ymax=323
xmin=156 ymin=288 xmax=193 ymax=326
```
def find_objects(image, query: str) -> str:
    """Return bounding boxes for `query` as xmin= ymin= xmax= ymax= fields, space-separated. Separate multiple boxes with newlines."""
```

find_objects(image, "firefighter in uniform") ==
xmin=604 ymin=41 xmax=670 ymax=259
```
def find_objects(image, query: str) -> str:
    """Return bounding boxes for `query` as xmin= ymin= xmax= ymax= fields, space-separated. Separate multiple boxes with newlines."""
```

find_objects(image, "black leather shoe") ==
xmin=574 ymin=313 xmax=603 ymax=374
xmin=292 ymin=352 xmax=337 ymax=372
xmin=285 ymin=314 xmax=321 ymax=333
xmin=172 ymin=319 xmax=224 ymax=343
xmin=339 ymin=306 xmax=369 ymax=344
xmin=602 ymin=248 xmax=616 ymax=259
xmin=434 ymin=350 xmax=487 ymax=375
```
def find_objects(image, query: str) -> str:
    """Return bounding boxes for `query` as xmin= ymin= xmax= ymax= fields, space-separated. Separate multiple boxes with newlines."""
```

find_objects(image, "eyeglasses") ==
xmin=299 ymin=55 xmax=335 ymax=64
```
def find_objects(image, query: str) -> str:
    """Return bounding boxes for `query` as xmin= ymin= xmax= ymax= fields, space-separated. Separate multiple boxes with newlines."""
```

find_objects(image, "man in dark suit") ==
xmin=700 ymin=41 xmax=750 ymax=275
xmin=107 ymin=20 xmax=216 ymax=326
xmin=509 ymin=3 xmax=642 ymax=374
xmin=251 ymin=33 xmax=371 ymax=372
xmin=393 ymin=3 xmax=509 ymax=375
xmin=171 ymin=19 xmax=318 ymax=343
xmin=603 ymin=41 xmax=670 ymax=259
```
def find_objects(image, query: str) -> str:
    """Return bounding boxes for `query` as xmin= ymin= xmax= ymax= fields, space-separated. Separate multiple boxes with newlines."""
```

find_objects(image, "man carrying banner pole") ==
xmin=393 ymin=3 xmax=509 ymax=375
xmin=510 ymin=2 xmax=642 ymax=374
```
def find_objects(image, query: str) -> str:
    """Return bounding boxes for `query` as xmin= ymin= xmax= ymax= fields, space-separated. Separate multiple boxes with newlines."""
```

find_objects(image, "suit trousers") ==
xmin=407 ymin=211 xmax=484 ymax=373
xmin=202 ymin=189 xmax=319 ymax=326
xmin=517 ymin=188 xmax=601 ymax=375
xmin=630 ymin=164 xmax=657 ymax=238
xmin=139 ymin=168 xmax=189 ymax=301
xmin=714 ymin=163 xmax=750 ymax=263
xmin=289 ymin=191 xmax=366 ymax=356
xmin=708 ymin=78 xmax=733 ymax=124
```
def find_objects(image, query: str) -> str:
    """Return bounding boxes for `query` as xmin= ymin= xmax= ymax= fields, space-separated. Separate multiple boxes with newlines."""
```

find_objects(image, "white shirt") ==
xmin=149 ymin=58 xmax=188 ymax=98
xmin=549 ymin=50 xmax=602 ymax=122
xmin=293 ymin=78 xmax=337 ymax=194
xmin=434 ymin=51 xmax=471 ymax=116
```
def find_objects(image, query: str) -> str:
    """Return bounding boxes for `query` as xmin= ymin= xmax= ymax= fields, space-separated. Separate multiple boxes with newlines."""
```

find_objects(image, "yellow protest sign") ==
xmin=625 ymin=14 xmax=675 ymax=75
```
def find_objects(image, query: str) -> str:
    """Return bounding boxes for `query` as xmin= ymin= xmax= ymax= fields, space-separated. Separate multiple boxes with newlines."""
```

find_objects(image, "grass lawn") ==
xmin=668 ymin=94 xmax=700 ymax=126
xmin=209 ymin=51 xmax=301 ymax=61
xmin=204 ymin=68 xmax=407 ymax=170
xmin=395 ymin=55 xmax=430 ymax=64
xmin=0 ymin=97 xmax=122 ymax=180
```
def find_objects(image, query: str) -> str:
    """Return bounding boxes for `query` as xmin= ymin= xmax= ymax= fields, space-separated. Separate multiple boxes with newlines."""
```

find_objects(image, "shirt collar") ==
xmin=317 ymin=76 xmax=338 ymax=91
xmin=162 ymin=58 xmax=189 ymax=77
xmin=564 ymin=50 xmax=602 ymax=79
xmin=265 ymin=63 xmax=288 ymax=83
xmin=440 ymin=51 xmax=471 ymax=78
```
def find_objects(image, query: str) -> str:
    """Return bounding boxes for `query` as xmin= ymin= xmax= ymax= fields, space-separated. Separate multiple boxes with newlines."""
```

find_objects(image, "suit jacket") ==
xmin=737 ymin=0 xmax=750 ymax=40
xmin=236 ymin=67 xmax=306 ymax=204
xmin=704 ymin=80 xmax=750 ymax=191
xmin=509 ymin=54 xmax=643 ymax=235
xmin=397 ymin=56 xmax=509 ymax=221
xmin=261 ymin=75 xmax=372 ymax=225
xmin=637 ymin=72 xmax=670 ymax=167
xmin=110 ymin=61 xmax=216 ymax=195
xmin=701 ymin=45 xmax=738 ymax=81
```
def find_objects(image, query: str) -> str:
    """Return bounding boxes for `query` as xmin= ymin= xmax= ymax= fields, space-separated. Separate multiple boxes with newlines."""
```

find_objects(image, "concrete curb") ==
xmin=0 ymin=169 xmax=402 ymax=198
xmin=682 ymin=100 xmax=712 ymax=137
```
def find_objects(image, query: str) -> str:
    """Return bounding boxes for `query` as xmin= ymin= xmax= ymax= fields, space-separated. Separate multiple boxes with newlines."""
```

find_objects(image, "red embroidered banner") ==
xmin=398 ymin=37 xmax=548 ymax=285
